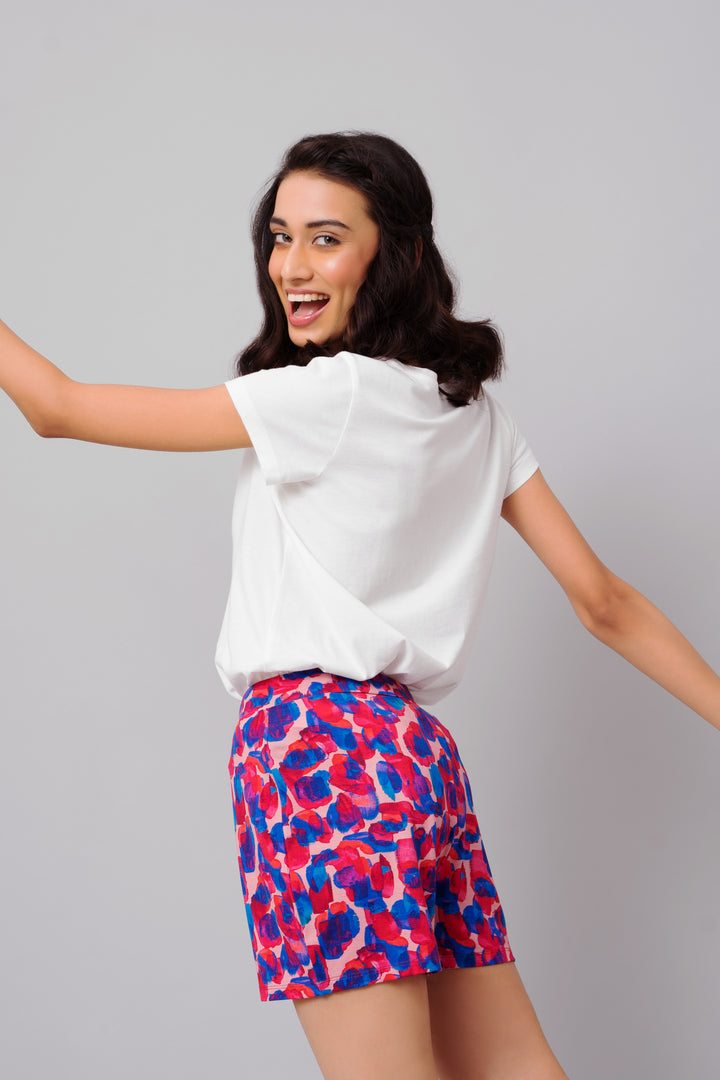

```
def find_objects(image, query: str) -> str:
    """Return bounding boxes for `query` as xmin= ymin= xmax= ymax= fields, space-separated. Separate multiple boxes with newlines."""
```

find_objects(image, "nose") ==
xmin=281 ymin=241 xmax=312 ymax=284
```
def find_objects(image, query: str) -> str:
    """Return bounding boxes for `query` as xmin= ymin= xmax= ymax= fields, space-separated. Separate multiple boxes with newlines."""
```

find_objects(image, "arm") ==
xmin=0 ymin=318 xmax=251 ymax=452
xmin=501 ymin=469 xmax=720 ymax=732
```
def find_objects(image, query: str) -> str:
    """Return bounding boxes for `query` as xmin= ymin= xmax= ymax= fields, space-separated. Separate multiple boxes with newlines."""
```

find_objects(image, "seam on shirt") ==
xmin=316 ymin=351 xmax=358 ymax=477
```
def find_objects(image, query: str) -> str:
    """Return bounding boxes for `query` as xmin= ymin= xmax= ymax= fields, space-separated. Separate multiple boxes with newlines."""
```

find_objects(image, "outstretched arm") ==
xmin=501 ymin=469 xmax=720 ymax=732
xmin=0 ymin=318 xmax=251 ymax=452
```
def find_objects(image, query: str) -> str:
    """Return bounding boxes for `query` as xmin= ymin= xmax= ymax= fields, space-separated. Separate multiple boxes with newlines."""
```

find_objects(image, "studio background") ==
xmin=1 ymin=2 xmax=718 ymax=1078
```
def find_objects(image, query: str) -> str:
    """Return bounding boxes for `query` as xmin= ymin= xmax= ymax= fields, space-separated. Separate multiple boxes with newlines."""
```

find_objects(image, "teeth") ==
xmin=287 ymin=292 xmax=329 ymax=302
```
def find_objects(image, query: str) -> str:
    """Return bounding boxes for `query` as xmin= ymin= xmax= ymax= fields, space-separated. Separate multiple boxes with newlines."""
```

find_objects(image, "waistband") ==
xmin=240 ymin=667 xmax=417 ymax=709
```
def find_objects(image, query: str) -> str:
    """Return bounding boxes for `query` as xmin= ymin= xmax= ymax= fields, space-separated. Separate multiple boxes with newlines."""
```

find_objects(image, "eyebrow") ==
xmin=270 ymin=216 xmax=351 ymax=231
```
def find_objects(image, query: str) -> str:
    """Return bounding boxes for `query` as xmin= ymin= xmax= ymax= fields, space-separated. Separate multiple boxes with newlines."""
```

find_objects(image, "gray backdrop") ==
xmin=1 ymin=1 xmax=718 ymax=1077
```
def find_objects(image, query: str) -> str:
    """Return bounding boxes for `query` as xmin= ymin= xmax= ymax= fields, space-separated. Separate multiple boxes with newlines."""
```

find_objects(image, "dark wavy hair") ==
xmin=235 ymin=132 xmax=503 ymax=407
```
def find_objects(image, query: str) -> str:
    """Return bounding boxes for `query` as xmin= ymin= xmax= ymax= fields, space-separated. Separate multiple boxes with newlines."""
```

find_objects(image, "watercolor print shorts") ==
xmin=228 ymin=668 xmax=514 ymax=1001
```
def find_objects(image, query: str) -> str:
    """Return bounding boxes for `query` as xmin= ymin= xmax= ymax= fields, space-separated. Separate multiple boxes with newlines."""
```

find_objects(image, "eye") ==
xmin=314 ymin=234 xmax=340 ymax=247
xmin=271 ymin=231 xmax=291 ymax=245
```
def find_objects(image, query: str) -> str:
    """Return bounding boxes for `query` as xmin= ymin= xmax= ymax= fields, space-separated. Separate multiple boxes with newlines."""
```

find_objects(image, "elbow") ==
xmin=31 ymin=419 xmax=59 ymax=439
xmin=29 ymin=411 xmax=65 ymax=439
xmin=574 ymin=574 xmax=633 ymax=638
xmin=27 ymin=380 xmax=72 ymax=438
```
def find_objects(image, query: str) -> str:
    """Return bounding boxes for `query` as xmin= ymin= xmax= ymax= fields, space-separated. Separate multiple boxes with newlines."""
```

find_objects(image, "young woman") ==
xmin=2 ymin=132 xmax=718 ymax=1080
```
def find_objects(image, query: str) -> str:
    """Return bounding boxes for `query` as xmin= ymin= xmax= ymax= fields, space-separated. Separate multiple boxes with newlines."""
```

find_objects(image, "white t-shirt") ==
xmin=215 ymin=352 xmax=538 ymax=707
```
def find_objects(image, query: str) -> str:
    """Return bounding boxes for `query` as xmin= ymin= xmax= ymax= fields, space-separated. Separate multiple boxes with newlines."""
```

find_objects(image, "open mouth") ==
xmin=287 ymin=292 xmax=330 ymax=325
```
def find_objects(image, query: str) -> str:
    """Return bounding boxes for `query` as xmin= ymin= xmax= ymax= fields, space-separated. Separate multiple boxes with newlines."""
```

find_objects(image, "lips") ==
xmin=287 ymin=292 xmax=330 ymax=327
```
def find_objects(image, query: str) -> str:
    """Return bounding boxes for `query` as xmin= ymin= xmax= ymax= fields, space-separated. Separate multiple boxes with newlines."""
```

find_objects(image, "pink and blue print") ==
xmin=228 ymin=668 xmax=514 ymax=1001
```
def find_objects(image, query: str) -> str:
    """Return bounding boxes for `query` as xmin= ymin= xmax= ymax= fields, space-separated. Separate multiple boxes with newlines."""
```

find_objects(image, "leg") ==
xmin=294 ymin=973 xmax=438 ymax=1080
xmin=427 ymin=963 xmax=569 ymax=1080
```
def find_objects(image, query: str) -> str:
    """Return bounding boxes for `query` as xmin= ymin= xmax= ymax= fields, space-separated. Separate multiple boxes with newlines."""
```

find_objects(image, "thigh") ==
xmin=294 ymin=973 xmax=437 ymax=1080
xmin=426 ymin=963 xmax=569 ymax=1080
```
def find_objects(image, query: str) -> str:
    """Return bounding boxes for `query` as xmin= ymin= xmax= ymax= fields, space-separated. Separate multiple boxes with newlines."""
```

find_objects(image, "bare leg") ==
xmin=294 ymin=972 xmax=438 ymax=1080
xmin=427 ymin=963 xmax=569 ymax=1080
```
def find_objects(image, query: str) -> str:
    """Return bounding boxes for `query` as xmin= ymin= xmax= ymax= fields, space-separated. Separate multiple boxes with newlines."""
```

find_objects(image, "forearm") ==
xmin=1 ymin=317 xmax=251 ymax=451
xmin=0 ymin=317 xmax=71 ymax=434
xmin=586 ymin=579 xmax=720 ymax=732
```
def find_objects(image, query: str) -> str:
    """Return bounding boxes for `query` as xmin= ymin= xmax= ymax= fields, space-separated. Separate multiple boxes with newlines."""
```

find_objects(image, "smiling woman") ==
xmin=236 ymin=132 xmax=504 ymax=406
xmin=1 ymin=129 xmax=718 ymax=1080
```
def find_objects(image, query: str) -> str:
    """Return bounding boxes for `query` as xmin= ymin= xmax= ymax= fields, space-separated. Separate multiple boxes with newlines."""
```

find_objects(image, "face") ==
xmin=268 ymin=171 xmax=380 ymax=347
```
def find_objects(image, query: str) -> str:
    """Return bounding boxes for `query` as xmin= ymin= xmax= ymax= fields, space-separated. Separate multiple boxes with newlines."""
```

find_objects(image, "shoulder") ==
xmin=233 ymin=351 xmax=354 ymax=383
xmin=462 ymin=388 xmax=513 ymax=443
xmin=480 ymin=388 xmax=511 ymax=423
xmin=226 ymin=353 xmax=356 ymax=410
xmin=480 ymin=389 xmax=534 ymax=442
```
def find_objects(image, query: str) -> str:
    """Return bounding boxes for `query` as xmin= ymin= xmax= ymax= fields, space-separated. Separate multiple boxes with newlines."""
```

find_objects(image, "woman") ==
xmin=1 ymin=132 xmax=718 ymax=1080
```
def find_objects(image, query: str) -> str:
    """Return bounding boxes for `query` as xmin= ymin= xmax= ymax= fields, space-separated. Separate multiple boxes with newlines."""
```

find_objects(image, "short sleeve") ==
xmin=505 ymin=415 xmax=539 ymax=497
xmin=486 ymin=393 xmax=539 ymax=498
xmin=225 ymin=352 xmax=356 ymax=485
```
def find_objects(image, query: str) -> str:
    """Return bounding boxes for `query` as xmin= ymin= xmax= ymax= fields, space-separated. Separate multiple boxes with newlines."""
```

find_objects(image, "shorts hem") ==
xmin=260 ymin=949 xmax=516 ymax=1002
xmin=433 ymin=948 xmax=516 ymax=972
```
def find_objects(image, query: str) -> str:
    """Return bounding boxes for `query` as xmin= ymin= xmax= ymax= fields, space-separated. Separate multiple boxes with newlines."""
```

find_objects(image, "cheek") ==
xmin=268 ymin=247 xmax=289 ymax=292
xmin=331 ymin=253 xmax=373 ymax=297
xmin=267 ymin=251 xmax=281 ymax=285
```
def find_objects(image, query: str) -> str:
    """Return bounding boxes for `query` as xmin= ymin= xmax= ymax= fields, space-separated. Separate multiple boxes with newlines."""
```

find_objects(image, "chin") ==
xmin=289 ymin=330 xmax=326 ymax=348
xmin=287 ymin=324 xmax=333 ymax=348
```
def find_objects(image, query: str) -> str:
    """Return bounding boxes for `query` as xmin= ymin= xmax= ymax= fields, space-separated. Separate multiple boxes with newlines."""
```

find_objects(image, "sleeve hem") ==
xmin=224 ymin=378 xmax=283 ymax=485
xmin=505 ymin=459 xmax=540 ymax=498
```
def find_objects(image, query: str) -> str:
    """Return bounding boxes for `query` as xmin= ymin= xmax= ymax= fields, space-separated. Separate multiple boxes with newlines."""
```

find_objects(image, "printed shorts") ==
xmin=228 ymin=668 xmax=514 ymax=1001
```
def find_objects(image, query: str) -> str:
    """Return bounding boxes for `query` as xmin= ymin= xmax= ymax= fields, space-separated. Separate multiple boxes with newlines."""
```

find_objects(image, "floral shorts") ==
xmin=228 ymin=668 xmax=514 ymax=1001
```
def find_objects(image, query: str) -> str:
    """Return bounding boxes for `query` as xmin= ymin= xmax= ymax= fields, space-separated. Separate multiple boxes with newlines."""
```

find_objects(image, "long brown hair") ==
xmin=235 ymin=132 xmax=503 ymax=407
